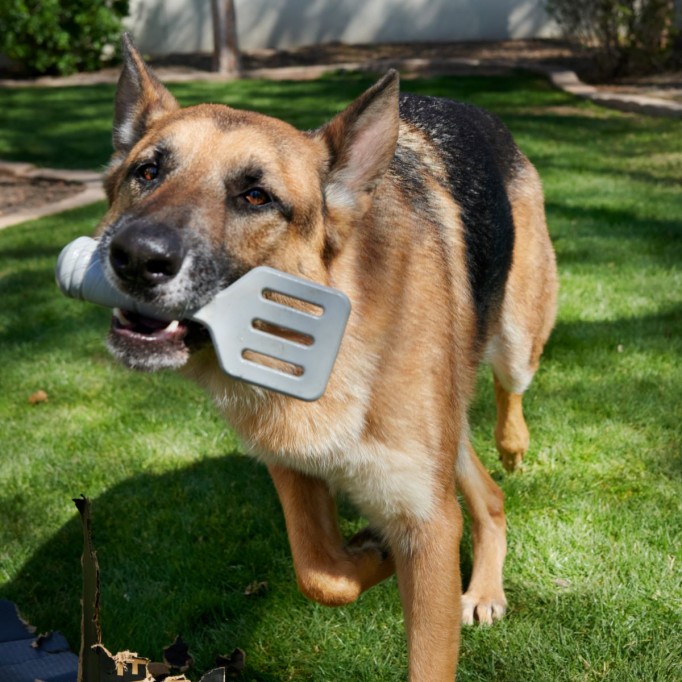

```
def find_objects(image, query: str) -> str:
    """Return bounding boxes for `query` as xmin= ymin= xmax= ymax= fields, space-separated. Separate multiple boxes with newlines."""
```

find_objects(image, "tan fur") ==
xmin=98 ymin=38 xmax=558 ymax=680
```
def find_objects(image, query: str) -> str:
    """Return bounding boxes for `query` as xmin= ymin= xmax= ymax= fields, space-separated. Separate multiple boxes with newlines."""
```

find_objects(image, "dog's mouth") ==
xmin=112 ymin=308 xmax=187 ymax=340
xmin=108 ymin=307 xmax=210 ymax=371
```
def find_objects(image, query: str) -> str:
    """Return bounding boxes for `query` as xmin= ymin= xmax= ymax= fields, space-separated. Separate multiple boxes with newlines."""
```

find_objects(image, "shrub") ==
xmin=545 ymin=0 xmax=677 ymax=76
xmin=0 ymin=0 xmax=129 ymax=76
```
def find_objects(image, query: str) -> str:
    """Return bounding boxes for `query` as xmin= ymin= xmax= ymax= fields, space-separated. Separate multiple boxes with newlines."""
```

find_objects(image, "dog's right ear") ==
xmin=113 ymin=33 xmax=179 ymax=154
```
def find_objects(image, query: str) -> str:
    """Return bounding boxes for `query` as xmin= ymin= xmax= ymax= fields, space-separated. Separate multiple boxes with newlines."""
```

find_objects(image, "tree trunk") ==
xmin=211 ymin=0 xmax=241 ymax=75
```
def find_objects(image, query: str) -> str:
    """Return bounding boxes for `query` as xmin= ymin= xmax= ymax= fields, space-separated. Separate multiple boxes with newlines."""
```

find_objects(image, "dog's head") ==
xmin=97 ymin=35 xmax=399 ymax=373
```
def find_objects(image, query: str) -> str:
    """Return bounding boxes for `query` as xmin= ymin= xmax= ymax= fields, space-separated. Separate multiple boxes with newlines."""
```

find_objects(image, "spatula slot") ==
xmin=252 ymin=319 xmax=315 ymax=347
xmin=262 ymin=289 xmax=324 ymax=317
xmin=242 ymin=349 xmax=304 ymax=377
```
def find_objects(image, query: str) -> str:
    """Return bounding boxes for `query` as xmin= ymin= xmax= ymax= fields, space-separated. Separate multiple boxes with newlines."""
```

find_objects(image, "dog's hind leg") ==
xmin=488 ymin=300 xmax=555 ymax=471
xmin=456 ymin=439 xmax=508 ymax=625
xmin=493 ymin=374 xmax=531 ymax=472
xmin=268 ymin=464 xmax=395 ymax=606
xmin=488 ymin=160 xmax=558 ymax=471
xmin=486 ymin=291 xmax=545 ymax=472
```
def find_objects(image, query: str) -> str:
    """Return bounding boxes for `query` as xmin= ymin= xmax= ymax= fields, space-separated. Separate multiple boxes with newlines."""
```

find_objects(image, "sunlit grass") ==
xmin=1 ymin=73 xmax=681 ymax=681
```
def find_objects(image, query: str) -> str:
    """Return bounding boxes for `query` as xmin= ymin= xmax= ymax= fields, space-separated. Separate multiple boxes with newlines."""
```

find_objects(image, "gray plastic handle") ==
xmin=55 ymin=237 xmax=351 ymax=401
xmin=55 ymin=236 xmax=175 ymax=319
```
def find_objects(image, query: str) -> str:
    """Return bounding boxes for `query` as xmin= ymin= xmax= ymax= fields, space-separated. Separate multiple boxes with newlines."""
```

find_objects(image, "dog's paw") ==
xmin=344 ymin=527 xmax=395 ymax=590
xmin=461 ymin=591 xmax=507 ymax=626
xmin=495 ymin=421 xmax=530 ymax=473
xmin=499 ymin=449 xmax=525 ymax=472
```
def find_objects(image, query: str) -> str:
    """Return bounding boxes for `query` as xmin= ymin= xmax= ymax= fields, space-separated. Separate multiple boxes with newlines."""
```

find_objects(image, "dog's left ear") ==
xmin=316 ymin=70 xmax=400 ymax=210
xmin=113 ymin=33 xmax=179 ymax=154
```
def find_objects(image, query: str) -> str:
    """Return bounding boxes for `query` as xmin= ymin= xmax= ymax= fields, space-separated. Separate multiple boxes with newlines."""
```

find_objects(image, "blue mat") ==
xmin=0 ymin=600 xmax=78 ymax=682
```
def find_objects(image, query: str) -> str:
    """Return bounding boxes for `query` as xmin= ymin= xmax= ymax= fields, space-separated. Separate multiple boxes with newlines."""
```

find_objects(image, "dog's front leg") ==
xmin=392 ymin=490 xmax=462 ymax=681
xmin=268 ymin=464 xmax=395 ymax=606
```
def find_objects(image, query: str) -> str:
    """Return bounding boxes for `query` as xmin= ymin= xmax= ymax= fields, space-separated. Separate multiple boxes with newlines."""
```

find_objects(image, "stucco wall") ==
xmin=124 ymin=0 xmax=560 ymax=55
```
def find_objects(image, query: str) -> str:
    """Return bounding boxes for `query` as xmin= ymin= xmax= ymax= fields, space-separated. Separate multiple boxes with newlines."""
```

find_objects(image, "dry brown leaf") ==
xmin=243 ymin=580 xmax=268 ymax=597
xmin=28 ymin=390 xmax=48 ymax=405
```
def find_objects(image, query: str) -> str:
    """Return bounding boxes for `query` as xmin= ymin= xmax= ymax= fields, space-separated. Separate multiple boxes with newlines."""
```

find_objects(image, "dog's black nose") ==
xmin=109 ymin=222 xmax=185 ymax=286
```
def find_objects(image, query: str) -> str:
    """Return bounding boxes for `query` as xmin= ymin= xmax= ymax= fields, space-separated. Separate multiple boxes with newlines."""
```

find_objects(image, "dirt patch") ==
xmin=0 ymin=169 xmax=84 ymax=216
xmin=2 ymin=39 xmax=680 ymax=104
xmin=151 ymin=38 xmax=681 ymax=94
xmin=152 ymin=38 xmax=598 ymax=77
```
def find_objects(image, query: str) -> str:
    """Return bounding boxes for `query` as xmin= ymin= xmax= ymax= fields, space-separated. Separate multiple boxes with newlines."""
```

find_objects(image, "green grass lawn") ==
xmin=1 ymin=72 xmax=681 ymax=681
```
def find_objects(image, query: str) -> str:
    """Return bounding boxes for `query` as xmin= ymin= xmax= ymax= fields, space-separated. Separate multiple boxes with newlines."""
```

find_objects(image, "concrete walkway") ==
xmin=524 ymin=62 xmax=682 ymax=118
xmin=1 ymin=56 xmax=679 ymax=230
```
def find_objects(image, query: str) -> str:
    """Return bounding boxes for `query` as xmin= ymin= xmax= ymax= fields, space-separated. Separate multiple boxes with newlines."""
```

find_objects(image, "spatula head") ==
xmin=191 ymin=267 xmax=351 ymax=401
xmin=56 ymin=237 xmax=351 ymax=401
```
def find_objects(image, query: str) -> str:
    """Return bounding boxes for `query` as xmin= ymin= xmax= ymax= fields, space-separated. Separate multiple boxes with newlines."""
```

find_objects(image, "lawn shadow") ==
xmin=550 ymin=306 xmax=682 ymax=469
xmin=3 ymin=454 xmax=299 ymax=680
xmin=547 ymin=202 xmax=682 ymax=265
xmin=3 ymin=446 xmax=495 ymax=681
xmin=0 ymin=85 xmax=117 ymax=170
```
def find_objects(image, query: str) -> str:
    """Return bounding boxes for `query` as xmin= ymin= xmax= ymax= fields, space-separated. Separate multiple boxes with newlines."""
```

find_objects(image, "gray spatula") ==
xmin=55 ymin=237 xmax=351 ymax=401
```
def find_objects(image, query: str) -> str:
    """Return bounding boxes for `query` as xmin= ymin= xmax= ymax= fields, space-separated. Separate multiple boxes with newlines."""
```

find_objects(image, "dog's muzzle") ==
xmin=102 ymin=221 xmax=210 ymax=371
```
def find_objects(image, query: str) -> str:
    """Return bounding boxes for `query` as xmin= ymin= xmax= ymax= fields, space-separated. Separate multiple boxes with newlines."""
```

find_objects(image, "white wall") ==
xmin=125 ymin=0 xmax=559 ymax=55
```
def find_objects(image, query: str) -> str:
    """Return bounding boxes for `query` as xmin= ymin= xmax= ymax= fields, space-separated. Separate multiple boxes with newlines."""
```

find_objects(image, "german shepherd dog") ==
xmin=96 ymin=35 xmax=557 ymax=680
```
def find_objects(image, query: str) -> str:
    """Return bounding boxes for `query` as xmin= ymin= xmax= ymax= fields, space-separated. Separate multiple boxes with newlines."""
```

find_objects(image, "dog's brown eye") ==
xmin=242 ymin=188 xmax=271 ymax=206
xmin=137 ymin=163 xmax=159 ymax=183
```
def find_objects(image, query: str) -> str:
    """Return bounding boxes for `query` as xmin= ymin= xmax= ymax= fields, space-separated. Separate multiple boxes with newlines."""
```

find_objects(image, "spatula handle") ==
xmin=55 ymin=237 xmax=171 ymax=318
xmin=56 ymin=236 xmax=351 ymax=401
